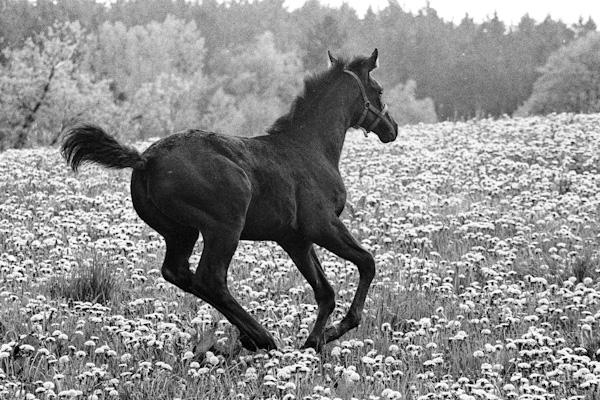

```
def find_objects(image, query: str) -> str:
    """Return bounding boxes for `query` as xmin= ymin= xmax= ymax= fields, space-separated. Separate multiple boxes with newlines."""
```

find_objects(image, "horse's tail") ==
xmin=61 ymin=124 xmax=146 ymax=172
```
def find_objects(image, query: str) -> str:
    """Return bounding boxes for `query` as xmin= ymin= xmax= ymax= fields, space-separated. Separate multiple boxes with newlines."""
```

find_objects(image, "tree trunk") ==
xmin=13 ymin=64 xmax=56 ymax=149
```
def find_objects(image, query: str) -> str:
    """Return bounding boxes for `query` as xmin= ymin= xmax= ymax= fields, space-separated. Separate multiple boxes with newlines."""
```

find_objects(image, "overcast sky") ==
xmin=283 ymin=0 xmax=600 ymax=25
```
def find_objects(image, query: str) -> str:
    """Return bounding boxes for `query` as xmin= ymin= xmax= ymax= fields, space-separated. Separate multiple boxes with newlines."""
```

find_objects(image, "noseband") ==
xmin=344 ymin=70 xmax=396 ymax=136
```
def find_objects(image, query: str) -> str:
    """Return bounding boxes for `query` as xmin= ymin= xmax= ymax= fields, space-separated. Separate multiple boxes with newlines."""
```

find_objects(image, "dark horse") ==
xmin=61 ymin=50 xmax=398 ymax=351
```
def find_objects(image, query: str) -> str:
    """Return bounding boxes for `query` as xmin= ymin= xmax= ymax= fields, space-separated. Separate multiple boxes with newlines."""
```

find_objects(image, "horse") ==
xmin=61 ymin=49 xmax=398 ymax=352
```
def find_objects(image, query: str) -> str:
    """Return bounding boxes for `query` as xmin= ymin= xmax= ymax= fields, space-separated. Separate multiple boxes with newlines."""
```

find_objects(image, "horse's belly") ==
xmin=240 ymin=197 xmax=297 ymax=240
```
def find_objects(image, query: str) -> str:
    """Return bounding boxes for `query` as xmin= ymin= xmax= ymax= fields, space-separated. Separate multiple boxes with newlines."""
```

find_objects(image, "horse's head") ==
xmin=330 ymin=49 xmax=398 ymax=143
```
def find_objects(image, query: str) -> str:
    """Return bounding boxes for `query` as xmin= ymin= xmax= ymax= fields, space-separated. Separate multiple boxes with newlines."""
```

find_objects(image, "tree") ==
xmin=88 ymin=15 xmax=205 ymax=99
xmin=0 ymin=0 xmax=106 ymax=54
xmin=106 ymin=0 xmax=189 ymax=27
xmin=126 ymin=72 xmax=207 ymax=139
xmin=573 ymin=17 xmax=597 ymax=39
xmin=204 ymin=31 xmax=304 ymax=136
xmin=302 ymin=15 xmax=347 ymax=71
xmin=0 ymin=21 xmax=119 ymax=149
xmin=517 ymin=32 xmax=600 ymax=115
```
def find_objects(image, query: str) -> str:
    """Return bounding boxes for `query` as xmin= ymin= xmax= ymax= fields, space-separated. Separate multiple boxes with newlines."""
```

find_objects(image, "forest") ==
xmin=0 ymin=0 xmax=598 ymax=148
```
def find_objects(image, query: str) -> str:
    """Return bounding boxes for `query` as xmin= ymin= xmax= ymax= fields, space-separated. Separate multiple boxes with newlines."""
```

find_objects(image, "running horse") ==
xmin=61 ymin=50 xmax=398 ymax=351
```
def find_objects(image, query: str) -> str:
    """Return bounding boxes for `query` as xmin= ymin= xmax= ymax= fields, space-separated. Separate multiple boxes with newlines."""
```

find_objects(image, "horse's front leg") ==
xmin=311 ymin=217 xmax=376 ymax=344
xmin=280 ymin=240 xmax=335 ymax=351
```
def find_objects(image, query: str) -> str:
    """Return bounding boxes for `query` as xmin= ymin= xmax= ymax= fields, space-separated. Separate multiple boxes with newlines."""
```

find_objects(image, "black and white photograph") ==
xmin=1 ymin=0 xmax=600 ymax=398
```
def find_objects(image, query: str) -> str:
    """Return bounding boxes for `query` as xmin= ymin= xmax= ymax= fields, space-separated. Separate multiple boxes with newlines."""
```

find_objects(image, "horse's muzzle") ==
xmin=379 ymin=116 xmax=398 ymax=143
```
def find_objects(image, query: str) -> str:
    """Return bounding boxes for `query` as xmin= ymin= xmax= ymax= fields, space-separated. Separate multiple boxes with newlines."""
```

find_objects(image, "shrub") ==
xmin=386 ymin=80 xmax=438 ymax=126
xmin=48 ymin=259 xmax=118 ymax=304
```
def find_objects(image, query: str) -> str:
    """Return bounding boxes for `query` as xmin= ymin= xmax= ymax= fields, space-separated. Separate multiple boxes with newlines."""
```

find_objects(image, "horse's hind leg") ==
xmin=160 ymin=232 xmax=199 ymax=290
xmin=133 ymin=174 xmax=272 ymax=350
xmin=131 ymin=172 xmax=201 ymax=290
xmin=280 ymin=240 xmax=335 ymax=351
xmin=192 ymin=228 xmax=277 ymax=351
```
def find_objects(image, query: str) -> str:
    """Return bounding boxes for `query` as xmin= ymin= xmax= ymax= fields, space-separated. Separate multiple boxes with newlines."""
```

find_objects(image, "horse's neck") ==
xmin=296 ymin=91 xmax=353 ymax=168
xmin=318 ymin=119 xmax=348 ymax=168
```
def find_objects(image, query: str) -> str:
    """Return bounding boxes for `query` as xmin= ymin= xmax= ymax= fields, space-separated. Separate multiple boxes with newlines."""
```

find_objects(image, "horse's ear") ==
xmin=328 ymin=50 xmax=338 ymax=67
xmin=367 ymin=48 xmax=379 ymax=70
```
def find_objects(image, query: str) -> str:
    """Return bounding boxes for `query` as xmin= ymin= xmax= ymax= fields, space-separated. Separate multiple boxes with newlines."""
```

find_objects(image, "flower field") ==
xmin=1 ymin=113 xmax=600 ymax=399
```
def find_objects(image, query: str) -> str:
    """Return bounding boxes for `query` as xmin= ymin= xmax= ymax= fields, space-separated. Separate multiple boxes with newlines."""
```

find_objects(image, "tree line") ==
xmin=0 ymin=0 xmax=597 ymax=148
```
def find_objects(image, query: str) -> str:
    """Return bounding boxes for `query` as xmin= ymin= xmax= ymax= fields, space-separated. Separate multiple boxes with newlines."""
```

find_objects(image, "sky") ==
xmin=282 ymin=0 xmax=600 ymax=25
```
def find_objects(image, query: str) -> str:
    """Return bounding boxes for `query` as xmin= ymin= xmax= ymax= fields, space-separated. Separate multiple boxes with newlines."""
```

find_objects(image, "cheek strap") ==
xmin=343 ymin=70 xmax=395 ymax=134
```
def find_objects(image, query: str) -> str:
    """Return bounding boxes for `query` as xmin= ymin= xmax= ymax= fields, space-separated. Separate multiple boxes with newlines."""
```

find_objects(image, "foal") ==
xmin=62 ymin=49 xmax=398 ymax=351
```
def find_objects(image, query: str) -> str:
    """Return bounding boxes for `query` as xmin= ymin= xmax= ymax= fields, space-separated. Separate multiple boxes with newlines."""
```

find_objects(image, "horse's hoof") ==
xmin=239 ymin=333 xmax=258 ymax=351
xmin=264 ymin=338 xmax=278 ymax=351
xmin=209 ymin=341 xmax=242 ymax=360
xmin=301 ymin=338 xmax=324 ymax=353
xmin=239 ymin=331 xmax=277 ymax=351
xmin=324 ymin=324 xmax=340 ymax=342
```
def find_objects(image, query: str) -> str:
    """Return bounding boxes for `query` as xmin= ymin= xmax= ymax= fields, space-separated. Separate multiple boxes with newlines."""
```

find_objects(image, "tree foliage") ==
xmin=302 ymin=14 xmax=347 ymax=71
xmin=0 ymin=21 xmax=118 ymax=149
xmin=88 ymin=15 xmax=205 ymax=99
xmin=0 ymin=0 xmax=598 ymax=148
xmin=127 ymin=73 xmax=207 ymax=138
xmin=518 ymin=32 xmax=600 ymax=116
xmin=205 ymin=32 xmax=303 ymax=137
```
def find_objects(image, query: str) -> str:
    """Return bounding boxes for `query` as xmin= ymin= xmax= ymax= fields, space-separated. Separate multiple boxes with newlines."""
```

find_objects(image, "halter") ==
xmin=344 ymin=70 xmax=396 ymax=137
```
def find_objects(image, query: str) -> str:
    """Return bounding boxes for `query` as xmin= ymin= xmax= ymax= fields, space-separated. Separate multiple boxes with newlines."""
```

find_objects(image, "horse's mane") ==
xmin=267 ymin=55 xmax=369 ymax=135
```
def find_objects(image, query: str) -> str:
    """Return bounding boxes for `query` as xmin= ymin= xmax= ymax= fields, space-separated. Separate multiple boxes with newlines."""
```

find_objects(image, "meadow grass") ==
xmin=1 ymin=113 xmax=600 ymax=399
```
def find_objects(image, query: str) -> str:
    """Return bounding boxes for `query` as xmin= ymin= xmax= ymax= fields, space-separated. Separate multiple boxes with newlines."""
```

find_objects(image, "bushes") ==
xmin=386 ymin=80 xmax=438 ymax=126
xmin=518 ymin=32 xmax=600 ymax=116
xmin=48 ymin=259 xmax=119 ymax=304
